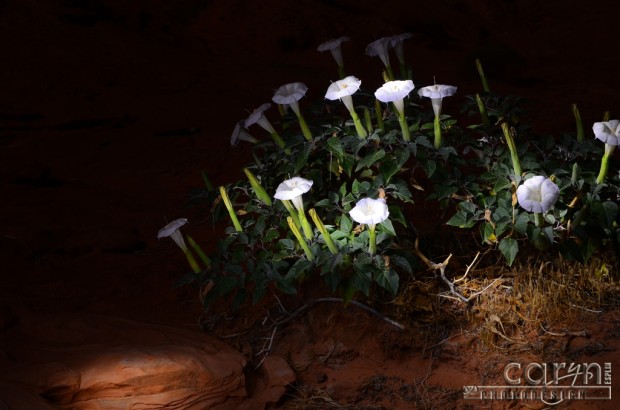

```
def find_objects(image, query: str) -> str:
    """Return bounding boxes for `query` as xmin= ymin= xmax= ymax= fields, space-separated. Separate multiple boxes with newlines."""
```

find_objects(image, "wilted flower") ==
xmin=349 ymin=197 xmax=390 ymax=226
xmin=417 ymin=84 xmax=457 ymax=117
xmin=389 ymin=33 xmax=412 ymax=65
xmin=593 ymin=120 xmax=620 ymax=146
xmin=230 ymin=121 xmax=258 ymax=146
xmin=317 ymin=36 xmax=349 ymax=68
xmin=374 ymin=80 xmax=415 ymax=117
xmin=516 ymin=175 xmax=560 ymax=213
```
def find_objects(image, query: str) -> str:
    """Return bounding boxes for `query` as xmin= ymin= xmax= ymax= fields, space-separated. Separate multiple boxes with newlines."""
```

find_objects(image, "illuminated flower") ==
xmin=230 ymin=121 xmax=258 ymax=146
xmin=349 ymin=198 xmax=390 ymax=226
xmin=349 ymin=197 xmax=390 ymax=256
xmin=593 ymin=120 xmax=620 ymax=146
xmin=317 ymin=36 xmax=349 ymax=67
xmin=374 ymin=80 xmax=415 ymax=117
xmin=516 ymin=176 xmax=560 ymax=213
xmin=274 ymin=177 xmax=314 ymax=240
xmin=389 ymin=33 xmax=412 ymax=65
xmin=272 ymin=82 xmax=308 ymax=117
xmin=274 ymin=177 xmax=313 ymax=212
xmin=325 ymin=76 xmax=361 ymax=113
xmin=417 ymin=84 xmax=457 ymax=117
xmin=365 ymin=37 xmax=392 ymax=68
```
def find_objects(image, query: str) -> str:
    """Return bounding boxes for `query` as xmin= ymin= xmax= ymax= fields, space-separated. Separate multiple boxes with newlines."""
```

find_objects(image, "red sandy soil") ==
xmin=1 ymin=0 xmax=619 ymax=408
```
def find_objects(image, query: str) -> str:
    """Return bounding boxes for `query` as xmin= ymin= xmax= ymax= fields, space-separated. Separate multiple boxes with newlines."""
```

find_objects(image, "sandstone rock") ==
xmin=0 ymin=314 xmax=247 ymax=409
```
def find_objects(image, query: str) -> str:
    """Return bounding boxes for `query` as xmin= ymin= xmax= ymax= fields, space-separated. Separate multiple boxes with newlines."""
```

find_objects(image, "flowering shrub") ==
xmin=167 ymin=36 xmax=619 ymax=311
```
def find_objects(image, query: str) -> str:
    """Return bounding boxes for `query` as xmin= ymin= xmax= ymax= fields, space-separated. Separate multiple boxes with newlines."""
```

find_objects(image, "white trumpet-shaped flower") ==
xmin=230 ymin=121 xmax=258 ymax=146
xmin=374 ymin=80 xmax=415 ymax=117
xmin=274 ymin=177 xmax=313 ymax=212
xmin=593 ymin=120 xmax=620 ymax=146
xmin=365 ymin=37 xmax=393 ymax=68
xmin=317 ymin=36 xmax=349 ymax=67
xmin=516 ymin=175 xmax=560 ymax=213
xmin=245 ymin=103 xmax=276 ymax=134
xmin=325 ymin=76 xmax=361 ymax=113
xmin=272 ymin=82 xmax=308 ymax=117
xmin=157 ymin=218 xmax=189 ymax=251
xmin=389 ymin=33 xmax=412 ymax=64
xmin=349 ymin=198 xmax=390 ymax=226
xmin=417 ymin=84 xmax=457 ymax=117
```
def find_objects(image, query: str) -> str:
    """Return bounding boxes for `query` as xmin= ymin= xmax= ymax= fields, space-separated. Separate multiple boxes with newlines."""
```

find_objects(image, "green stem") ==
xmin=269 ymin=131 xmax=290 ymax=154
xmin=398 ymin=114 xmax=411 ymax=142
xmin=386 ymin=65 xmax=395 ymax=81
xmin=596 ymin=146 xmax=614 ymax=184
xmin=501 ymin=122 xmax=522 ymax=178
xmin=368 ymin=225 xmax=377 ymax=256
xmin=476 ymin=94 xmax=491 ymax=128
xmin=374 ymin=99 xmax=384 ymax=130
xmin=186 ymin=235 xmax=211 ymax=268
xmin=572 ymin=104 xmax=584 ymax=143
xmin=282 ymin=200 xmax=301 ymax=229
xmin=219 ymin=186 xmax=243 ymax=232
xmin=338 ymin=65 xmax=346 ymax=79
xmin=534 ymin=213 xmax=544 ymax=228
xmin=476 ymin=58 xmax=491 ymax=93
xmin=287 ymin=217 xmax=314 ymax=261
xmin=309 ymin=208 xmax=339 ymax=255
xmin=183 ymin=248 xmax=202 ymax=274
xmin=296 ymin=112 xmax=313 ymax=141
xmin=363 ymin=107 xmax=373 ymax=135
xmin=433 ymin=115 xmax=442 ymax=149
xmin=350 ymin=109 xmax=368 ymax=138
xmin=297 ymin=209 xmax=315 ymax=241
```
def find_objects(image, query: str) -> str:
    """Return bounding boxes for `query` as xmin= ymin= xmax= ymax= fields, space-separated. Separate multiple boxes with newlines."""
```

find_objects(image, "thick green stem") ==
xmin=187 ymin=235 xmax=211 ymax=268
xmin=297 ymin=209 xmax=315 ymax=241
xmin=183 ymin=247 xmax=202 ymax=274
xmin=501 ymin=122 xmax=522 ymax=178
xmin=433 ymin=114 xmax=442 ymax=149
xmin=309 ymin=208 xmax=339 ymax=255
xmin=534 ymin=213 xmax=544 ymax=228
xmin=269 ymin=131 xmax=290 ymax=154
xmin=374 ymin=99 xmax=384 ymax=130
xmin=282 ymin=200 xmax=301 ymax=229
xmin=243 ymin=168 xmax=272 ymax=206
xmin=398 ymin=114 xmax=411 ymax=142
xmin=476 ymin=58 xmax=491 ymax=93
xmin=596 ymin=146 xmax=615 ymax=184
xmin=476 ymin=94 xmax=491 ymax=128
xmin=219 ymin=186 xmax=243 ymax=232
xmin=296 ymin=112 xmax=313 ymax=141
xmin=368 ymin=225 xmax=377 ymax=256
xmin=287 ymin=217 xmax=314 ymax=261
xmin=349 ymin=109 xmax=368 ymax=138
xmin=338 ymin=65 xmax=346 ymax=79
xmin=385 ymin=65 xmax=395 ymax=81
xmin=572 ymin=104 xmax=584 ymax=143
xmin=363 ymin=107 xmax=373 ymax=135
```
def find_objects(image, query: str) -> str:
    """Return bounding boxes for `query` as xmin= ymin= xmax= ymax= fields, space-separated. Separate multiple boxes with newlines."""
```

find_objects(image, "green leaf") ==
xmin=374 ymin=267 xmax=399 ymax=296
xmin=355 ymin=149 xmax=386 ymax=171
xmin=422 ymin=160 xmax=436 ymax=178
xmin=390 ymin=255 xmax=412 ymax=274
xmin=379 ymin=158 xmax=400 ymax=184
xmin=326 ymin=136 xmax=344 ymax=160
xmin=339 ymin=214 xmax=352 ymax=233
xmin=378 ymin=219 xmax=396 ymax=236
xmin=499 ymin=237 xmax=518 ymax=266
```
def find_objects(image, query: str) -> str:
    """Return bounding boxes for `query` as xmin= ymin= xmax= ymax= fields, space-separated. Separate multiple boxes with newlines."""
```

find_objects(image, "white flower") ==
xmin=245 ymin=103 xmax=276 ymax=134
xmin=349 ymin=198 xmax=390 ymax=226
xmin=272 ymin=82 xmax=308 ymax=117
xmin=317 ymin=36 xmax=349 ymax=67
xmin=325 ymin=76 xmax=361 ymax=113
xmin=593 ymin=120 xmax=620 ymax=146
xmin=230 ymin=121 xmax=258 ymax=146
xmin=274 ymin=177 xmax=313 ymax=211
xmin=418 ymin=84 xmax=457 ymax=117
xmin=157 ymin=218 xmax=189 ymax=251
xmin=389 ymin=33 xmax=412 ymax=64
xmin=365 ymin=37 xmax=393 ymax=67
xmin=374 ymin=80 xmax=415 ymax=117
xmin=516 ymin=176 xmax=560 ymax=213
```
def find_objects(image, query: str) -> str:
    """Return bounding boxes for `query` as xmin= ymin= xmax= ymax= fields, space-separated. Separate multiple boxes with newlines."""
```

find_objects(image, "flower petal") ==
xmin=273 ymin=177 xmax=314 ymax=201
xmin=418 ymin=84 xmax=457 ymax=99
xmin=272 ymin=82 xmax=308 ymax=105
xmin=593 ymin=120 xmax=620 ymax=146
xmin=516 ymin=175 xmax=559 ymax=213
xmin=325 ymin=76 xmax=361 ymax=100
xmin=157 ymin=218 xmax=188 ymax=238
xmin=349 ymin=198 xmax=390 ymax=225
xmin=374 ymin=80 xmax=415 ymax=103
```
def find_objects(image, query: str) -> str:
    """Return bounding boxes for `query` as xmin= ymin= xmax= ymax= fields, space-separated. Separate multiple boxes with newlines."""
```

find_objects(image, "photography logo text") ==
xmin=464 ymin=361 xmax=612 ymax=406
